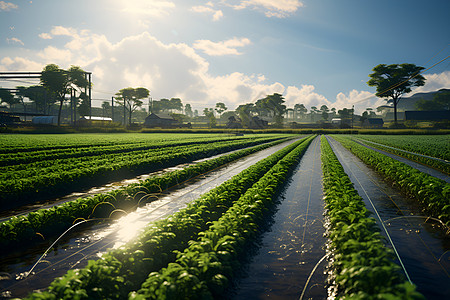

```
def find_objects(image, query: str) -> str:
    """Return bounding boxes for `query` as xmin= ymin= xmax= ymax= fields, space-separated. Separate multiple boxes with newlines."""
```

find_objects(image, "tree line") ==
xmin=1 ymin=62 xmax=438 ymax=127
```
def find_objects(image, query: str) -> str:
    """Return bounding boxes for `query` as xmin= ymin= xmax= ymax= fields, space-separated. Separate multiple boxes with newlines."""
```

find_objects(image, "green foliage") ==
xmin=0 ymin=135 xmax=289 ymax=207
xmin=24 ymin=136 xmax=311 ymax=299
xmin=115 ymin=87 xmax=150 ymax=125
xmin=415 ymin=90 xmax=450 ymax=111
xmin=355 ymin=134 xmax=450 ymax=174
xmin=367 ymin=63 xmax=426 ymax=123
xmin=133 ymin=136 xmax=315 ymax=299
xmin=333 ymin=135 xmax=450 ymax=227
xmin=321 ymin=136 xmax=424 ymax=299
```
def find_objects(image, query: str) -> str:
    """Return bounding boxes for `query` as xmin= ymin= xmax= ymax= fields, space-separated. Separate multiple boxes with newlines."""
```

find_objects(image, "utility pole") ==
xmin=111 ymin=96 xmax=114 ymax=122
xmin=123 ymin=97 xmax=126 ymax=126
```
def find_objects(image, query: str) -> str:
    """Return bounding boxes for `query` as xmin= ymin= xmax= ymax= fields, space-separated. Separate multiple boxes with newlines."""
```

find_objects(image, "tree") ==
xmin=215 ymin=102 xmax=227 ymax=119
xmin=16 ymin=85 xmax=54 ymax=114
xmin=41 ymin=64 xmax=89 ymax=126
xmin=320 ymin=105 xmax=329 ymax=121
xmin=115 ymin=87 xmax=149 ymax=125
xmin=294 ymin=104 xmax=307 ymax=120
xmin=203 ymin=108 xmax=216 ymax=128
xmin=0 ymin=88 xmax=18 ymax=109
xmin=236 ymin=103 xmax=255 ymax=128
xmin=77 ymin=92 xmax=90 ymax=117
xmin=184 ymin=103 xmax=193 ymax=118
xmin=310 ymin=106 xmax=318 ymax=121
xmin=257 ymin=93 xmax=286 ymax=127
xmin=338 ymin=108 xmax=354 ymax=124
xmin=102 ymin=101 xmax=111 ymax=118
xmin=169 ymin=98 xmax=183 ymax=113
xmin=367 ymin=63 xmax=426 ymax=124
xmin=416 ymin=90 xmax=450 ymax=111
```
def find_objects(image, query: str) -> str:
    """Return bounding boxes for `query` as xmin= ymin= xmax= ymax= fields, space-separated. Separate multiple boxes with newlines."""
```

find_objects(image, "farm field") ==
xmin=0 ymin=133 xmax=290 ymax=210
xmin=0 ymin=133 xmax=449 ymax=299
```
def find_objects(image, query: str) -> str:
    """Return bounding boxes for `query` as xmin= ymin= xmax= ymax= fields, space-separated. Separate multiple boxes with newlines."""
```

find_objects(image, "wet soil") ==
xmin=230 ymin=136 xmax=327 ymax=299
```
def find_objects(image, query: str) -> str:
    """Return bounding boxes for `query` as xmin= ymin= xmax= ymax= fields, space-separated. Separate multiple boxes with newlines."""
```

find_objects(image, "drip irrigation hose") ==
xmin=25 ymin=218 xmax=105 ymax=278
xmin=299 ymin=252 xmax=330 ymax=300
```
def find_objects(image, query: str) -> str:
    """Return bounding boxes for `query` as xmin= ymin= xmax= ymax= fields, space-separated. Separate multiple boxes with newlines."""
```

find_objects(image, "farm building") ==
xmin=144 ymin=113 xmax=181 ymax=128
xmin=404 ymin=110 xmax=450 ymax=121
xmin=32 ymin=116 xmax=58 ymax=125
xmin=77 ymin=116 xmax=113 ymax=126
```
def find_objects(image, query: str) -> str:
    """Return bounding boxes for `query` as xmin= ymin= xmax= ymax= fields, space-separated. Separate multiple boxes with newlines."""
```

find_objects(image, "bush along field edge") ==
xmin=23 ymin=136 xmax=315 ymax=299
xmin=321 ymin=136 xmax=424 ymax=299
xmin=332 ymin=135 xmax=450 ymax=228
xmin=0 ymin=136 xmax=297 ymax=252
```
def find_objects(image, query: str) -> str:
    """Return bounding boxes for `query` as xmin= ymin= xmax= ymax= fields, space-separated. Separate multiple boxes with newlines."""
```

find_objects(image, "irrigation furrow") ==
xmin=230 ymin=136 xmax=327 ymax=299
xmin=326 ymin=135 xmax=450 ymax=299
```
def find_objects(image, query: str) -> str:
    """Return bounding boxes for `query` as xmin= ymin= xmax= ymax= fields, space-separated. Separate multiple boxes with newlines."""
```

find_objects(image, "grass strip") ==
xmin=321 ymin=136 xmax=423 ymax=299
xmin=23 ymin=136 xmax=311 ymax=299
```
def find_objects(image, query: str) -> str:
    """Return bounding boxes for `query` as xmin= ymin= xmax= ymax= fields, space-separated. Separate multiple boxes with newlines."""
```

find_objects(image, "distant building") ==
xmin=363 ymin=118 xmax=384 ymax=128
xmin=0 ymin=112 xmax=21 ymax=125
xmin=32 ymin=116 xmax=58 ymax=125
xmin=331 ymin=118 xmax=342 ymax=125
xmin=144 ymin=113 xmax=181 ymax=128
xmin=77 ymin=116 xmax=112 ymax=126
xmin=405 ymin=110 xmax=450 ymax=121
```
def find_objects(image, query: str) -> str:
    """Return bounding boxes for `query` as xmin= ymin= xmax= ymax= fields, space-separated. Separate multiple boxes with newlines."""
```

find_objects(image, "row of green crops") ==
xmin=0 ymin=133 xmax=230 ymax=154
xmin=0 ymin=137 xmax=295 ymax=251
xmin=24 ymin=136 xmax=314 ymax=299
xmin=0 ymin=135 xmax=288 ymax=207
xmin=333 ymin=135 xmax=450 ymax=227
xmin=321 ymin=136 xmax=423 ymax=299
xmin=130 ymin=136 xmax=314 ymax=299
xmin=0 ymin=135 xmax=255 ymax=167
xmin=354 ymin=136 xmax=449 ymax=175
xmin=356 ymin=134 xmax=450 ymax=161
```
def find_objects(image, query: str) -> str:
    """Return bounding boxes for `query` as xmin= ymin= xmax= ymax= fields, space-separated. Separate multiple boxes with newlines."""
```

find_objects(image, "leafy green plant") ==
xmin=321 ymin=136 xmax=423 ymax=299
xmin=24 ymin=136 xmax=312 ymax=299
xmin=333 ymin=135 xmax=450 ymax=227
xmin=130 ymin=136 xmax=315 ymax=299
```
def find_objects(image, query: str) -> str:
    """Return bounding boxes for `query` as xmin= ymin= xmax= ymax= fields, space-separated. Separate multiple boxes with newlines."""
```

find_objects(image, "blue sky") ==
xmin=1 ymin=0 xmax=449 ymax=113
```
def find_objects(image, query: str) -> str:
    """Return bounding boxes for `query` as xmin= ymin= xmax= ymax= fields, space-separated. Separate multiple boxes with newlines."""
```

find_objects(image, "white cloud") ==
xmin=224 ymin=0 xmax=304 ymax=18
xmin=119 ymin=0 xmax=175 ymax=17
xmin=6 ymin=37 xmax=24 ymax=46
xmin=0 ymin=57 xmax=43 ymax=71
xmin=284 ymin=85 xmax=331 ymax=109
xmin=50 ymin=26 xmax=78 ymax=37
xmin=0 ymin=1 xmax=17 ymax=11
xmin=409 ymin=71 xmax=450 ymax=94
xmin=0 ymin=28 xmax=331 ymax=112
xmin=334 ymin=89 xmax=383 ymax=114
xmin=193 ymin=37 xmax=251 ymax=56
xmin=39 ymin=33 xmax=52 ymax=40
xmin=38 ymin=46 xmax=72 ymax=63
xmin=191 ymin=4 xmax=223 ymax=21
